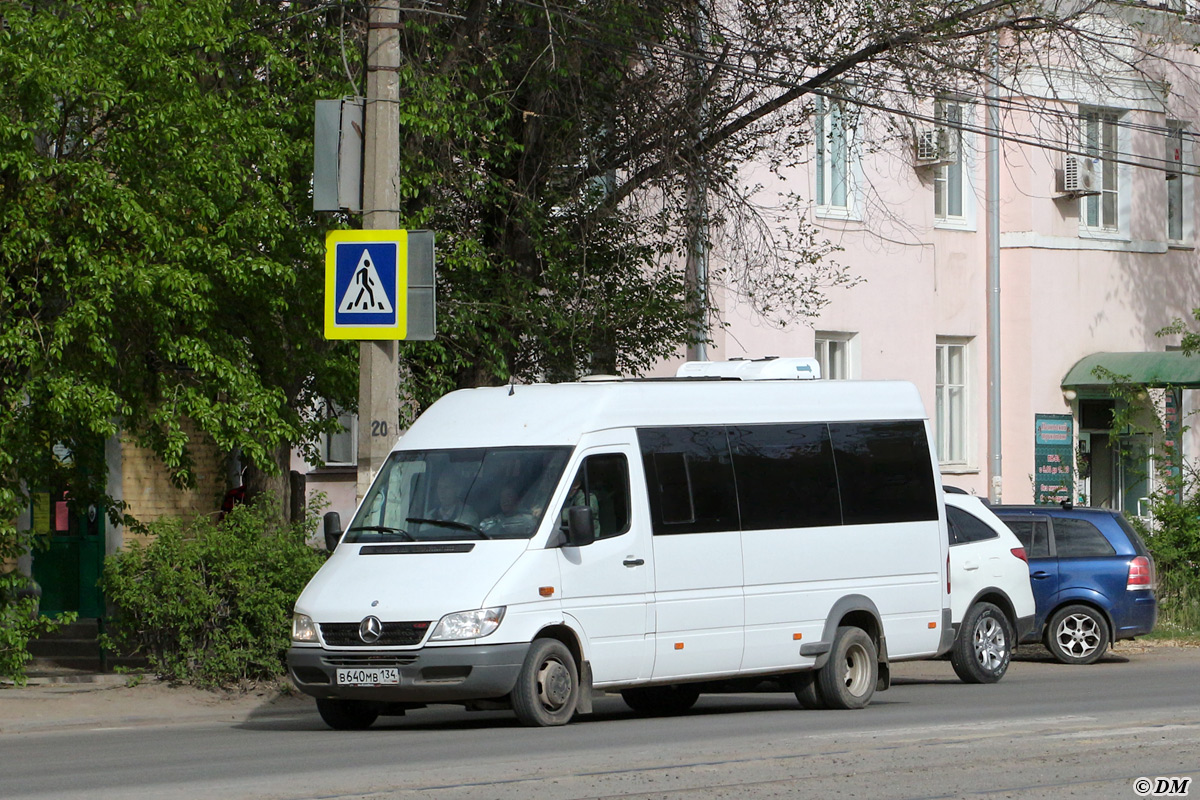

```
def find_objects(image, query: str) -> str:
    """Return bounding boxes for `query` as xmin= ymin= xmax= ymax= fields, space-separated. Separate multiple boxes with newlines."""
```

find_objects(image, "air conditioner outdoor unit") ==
xmin=1060 ymin=154 xmax=1100 ymax=196
xmin=914 ymin=127 xmax=958 ymax=167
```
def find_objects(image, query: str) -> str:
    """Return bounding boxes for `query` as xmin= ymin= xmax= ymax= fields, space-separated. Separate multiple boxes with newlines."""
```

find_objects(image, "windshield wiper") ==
xmin=346 ymin=525 xmax=414 ymax=541
xmin=406 ymin=517 xmax=492 ymax=540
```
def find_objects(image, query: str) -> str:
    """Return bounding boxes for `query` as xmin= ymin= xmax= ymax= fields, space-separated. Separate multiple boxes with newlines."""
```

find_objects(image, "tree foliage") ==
xmin=0 ymin=0 xmax=358 ymax=677
xmin=365 ymin=0 xmax=1139 ymax=406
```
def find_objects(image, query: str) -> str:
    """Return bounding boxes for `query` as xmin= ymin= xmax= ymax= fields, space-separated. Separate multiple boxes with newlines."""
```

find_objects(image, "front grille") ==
xmin=320 ymin=621 xmax=431 ymax=647
xmin=322 ymin=654 xmax=420 ymax=668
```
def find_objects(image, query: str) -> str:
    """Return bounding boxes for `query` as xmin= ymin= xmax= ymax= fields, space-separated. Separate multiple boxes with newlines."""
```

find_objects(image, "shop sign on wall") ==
xmin=1034 ymin=414 xmax=1074 ymax=506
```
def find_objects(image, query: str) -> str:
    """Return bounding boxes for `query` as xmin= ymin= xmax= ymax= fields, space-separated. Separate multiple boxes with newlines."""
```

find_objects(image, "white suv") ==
xmin=945 ymin=491 xmax=1037 ymax=683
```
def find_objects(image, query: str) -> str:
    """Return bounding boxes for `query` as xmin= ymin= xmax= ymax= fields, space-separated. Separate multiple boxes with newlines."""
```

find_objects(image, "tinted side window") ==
xmin=1002 ymin=518 xmax=1050 ymax=558
xmin=830 ymin=421 xmax=938 ymax=524
xmin=946 ymin=506 xmax=999 ymax=545
xmin=560 ymin=454 xmax=631 ymax=539
xmin=729 ymin=424 xmax=841 ymax=530
xmin=639 ymin=427 xmax=738 ymax=535
xmin=1053 ymin=518 xmax=1116 ymax=558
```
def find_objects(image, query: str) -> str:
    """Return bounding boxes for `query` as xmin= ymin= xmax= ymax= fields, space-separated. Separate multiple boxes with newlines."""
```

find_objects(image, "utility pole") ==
xmin=986 ymin=33 xmax=1003 ymax=504
xmin=684 ymin=1 xmax=710 ymax=363
xmin=357 ymin=0 xmax=402 ymax=500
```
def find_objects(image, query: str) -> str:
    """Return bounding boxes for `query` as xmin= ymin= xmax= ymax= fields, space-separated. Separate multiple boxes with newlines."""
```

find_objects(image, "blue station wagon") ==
xmin=993 ymin=504 xmax=1157 ymax=665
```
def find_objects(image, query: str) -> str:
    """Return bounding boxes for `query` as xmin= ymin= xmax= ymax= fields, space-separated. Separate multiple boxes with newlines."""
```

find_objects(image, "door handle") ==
xmin=963 ymin=561 xmax=979 ymax=571
xmin=1032 ymin=571 xmax=1051 ymax=579
xmin=623 ymin=558 xmax=645 ymax=568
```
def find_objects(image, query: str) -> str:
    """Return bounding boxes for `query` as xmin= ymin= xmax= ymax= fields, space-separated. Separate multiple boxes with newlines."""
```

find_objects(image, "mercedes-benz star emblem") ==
xmin=358 ymin=615 xmax=383 ymax=644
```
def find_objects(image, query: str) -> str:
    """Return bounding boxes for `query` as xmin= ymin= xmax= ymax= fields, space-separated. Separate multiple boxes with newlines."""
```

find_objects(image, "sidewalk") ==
xmin=0 ymin=670 xmax=312 ymax=735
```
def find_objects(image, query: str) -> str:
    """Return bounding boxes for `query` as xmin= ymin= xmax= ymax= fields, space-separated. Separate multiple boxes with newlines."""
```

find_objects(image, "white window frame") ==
xmin=319 ymin=403 xmax=357 ymax=467
xmin=815 ymin=96 xmax=855 ymax=217
xmin=935 ymin=338 xmax=971 ymax=468
xmin=815 ymin=331 xmax=858 ymax=380
xmin=1167 ymin=121 xmax=1192 ymax=245
xmin=1079 ymin=107 xmax=1128 ymax=239
xmin=933 ymin=99 xmax=976 ymax=230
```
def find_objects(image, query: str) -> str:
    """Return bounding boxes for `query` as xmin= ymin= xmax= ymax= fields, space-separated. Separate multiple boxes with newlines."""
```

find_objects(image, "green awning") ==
xmin=1062 ymin=351 xmax=1200 ymax=388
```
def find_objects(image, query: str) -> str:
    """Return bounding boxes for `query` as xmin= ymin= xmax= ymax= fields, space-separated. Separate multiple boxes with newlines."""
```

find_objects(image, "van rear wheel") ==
xmin=817 ymin=626 xmax=877 ymax=710
xmin=511 ymin=638 xmax=579 ymax=727
xmin=621 ymin=685 xmax=701 ymax=716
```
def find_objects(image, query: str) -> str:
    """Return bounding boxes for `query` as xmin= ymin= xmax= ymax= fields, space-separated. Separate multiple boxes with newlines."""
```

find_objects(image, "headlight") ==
xmin=292 ymin=613 xmax=318 ymax=643
xmin=430 ymin=607 xmax=506 ymax=641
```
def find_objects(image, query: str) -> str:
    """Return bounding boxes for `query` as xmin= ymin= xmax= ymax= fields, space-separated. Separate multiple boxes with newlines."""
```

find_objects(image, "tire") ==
xmin=511 ymin=638 xmax=580 ymax=727
xmin=316 ymin=698 xmax=380 ymax=730
xmin=951 ymin=602 xmax=1013 ymax=684
xmin=1045 ymin=604 xmax=1110 ymax=665
xmin=816 ymin=626 xmax=878 ymax=710
xmin=793 ymin=672 xmax=828 ymax=710
xmin=621 ymin=685 xmax=701 ymax=716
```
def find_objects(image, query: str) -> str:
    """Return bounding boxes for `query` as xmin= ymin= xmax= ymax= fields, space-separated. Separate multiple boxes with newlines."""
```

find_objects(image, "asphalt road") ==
xmin=4 ymin=646 xmax=1199 ymax=800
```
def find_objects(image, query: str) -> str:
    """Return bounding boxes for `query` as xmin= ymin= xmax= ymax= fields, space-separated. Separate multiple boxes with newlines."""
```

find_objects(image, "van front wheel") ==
xmin=817 ymin=626 xmax=878 ymax=710
xmin=511 ymin=638 xmax=579 ymax=727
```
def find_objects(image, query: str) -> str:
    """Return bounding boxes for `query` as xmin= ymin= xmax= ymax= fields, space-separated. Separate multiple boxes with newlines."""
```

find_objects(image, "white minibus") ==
xmin=288 ymin=359 xmax=953 ymax=728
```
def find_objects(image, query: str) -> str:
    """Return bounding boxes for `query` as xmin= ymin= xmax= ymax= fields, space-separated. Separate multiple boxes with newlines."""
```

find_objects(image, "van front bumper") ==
xmin=287 ymin=642 xmax=530 ymax=704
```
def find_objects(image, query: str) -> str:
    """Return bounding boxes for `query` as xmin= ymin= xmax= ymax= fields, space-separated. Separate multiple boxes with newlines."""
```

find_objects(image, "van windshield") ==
xmin=344 ymin=446 xmax=572 ymax=543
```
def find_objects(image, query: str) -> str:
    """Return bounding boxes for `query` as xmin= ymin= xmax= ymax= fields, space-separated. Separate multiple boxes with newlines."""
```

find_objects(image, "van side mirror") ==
xmin=323 ymin=511 xmax=343 ymax=552
xmin=564 ymin=506 xmax=596 ymax=547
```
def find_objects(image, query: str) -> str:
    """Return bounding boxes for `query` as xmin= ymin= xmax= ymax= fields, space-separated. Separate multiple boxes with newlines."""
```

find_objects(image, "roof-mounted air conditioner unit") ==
xmin=1058 ymin=155 xmax=1100 ymax=197
xmin=914 ymin=127 xmax=958 ymax=167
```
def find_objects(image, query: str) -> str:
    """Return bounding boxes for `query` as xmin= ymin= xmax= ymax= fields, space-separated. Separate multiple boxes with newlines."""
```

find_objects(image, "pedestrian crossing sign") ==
xmin=324 ymin=230 xmax=408 ymax=339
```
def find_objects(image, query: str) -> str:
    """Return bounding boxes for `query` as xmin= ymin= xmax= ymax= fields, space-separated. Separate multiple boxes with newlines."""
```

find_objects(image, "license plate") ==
xmin=336 ymin=668 xmax=400 ymax=686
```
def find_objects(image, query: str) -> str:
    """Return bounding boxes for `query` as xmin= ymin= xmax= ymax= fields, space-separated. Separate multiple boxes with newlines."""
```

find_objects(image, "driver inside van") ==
xmin=426 ymin=473 xmax=477 ymax=525
xmin=480 ymin=484 xmax=537 ymax=537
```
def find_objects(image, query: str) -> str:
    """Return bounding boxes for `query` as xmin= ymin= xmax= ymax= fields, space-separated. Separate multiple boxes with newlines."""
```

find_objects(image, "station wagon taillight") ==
xmin=1010 ymin=547 xmax=1028 ymax=563
xmin=1127 ymin=556 xmax=1155 ymax=591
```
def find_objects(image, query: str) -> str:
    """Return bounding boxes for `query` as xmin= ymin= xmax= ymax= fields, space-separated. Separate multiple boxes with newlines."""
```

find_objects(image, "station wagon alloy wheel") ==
xmin=1046 ymin=604 xmax=1110 ymax=665
xmin=1055 ymin=612 xmax=1102 ymax=658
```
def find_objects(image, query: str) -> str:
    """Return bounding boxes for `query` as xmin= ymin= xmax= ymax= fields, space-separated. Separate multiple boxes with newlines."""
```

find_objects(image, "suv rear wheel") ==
xmin=1046 ymin=604 xmax=1110 ymax=665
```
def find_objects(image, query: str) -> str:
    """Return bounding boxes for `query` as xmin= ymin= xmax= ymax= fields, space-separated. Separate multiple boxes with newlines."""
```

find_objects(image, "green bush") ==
xmin=100 ymin=498 xmax=326 ymax=688
xmin=1133 ymin=490 xmax=1200 ymax=636
xmin=0 ymin=571 xmax=76 ymax=685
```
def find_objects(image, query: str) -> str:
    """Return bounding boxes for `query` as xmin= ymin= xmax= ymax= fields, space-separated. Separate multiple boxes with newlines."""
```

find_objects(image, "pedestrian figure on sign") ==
xmin=352 ymin=261 xmax=378 ymax=310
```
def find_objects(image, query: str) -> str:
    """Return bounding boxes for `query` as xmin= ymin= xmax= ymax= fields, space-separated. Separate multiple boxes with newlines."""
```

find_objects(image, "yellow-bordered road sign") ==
xmin=324 ymin=230 xmax=408 ymax=339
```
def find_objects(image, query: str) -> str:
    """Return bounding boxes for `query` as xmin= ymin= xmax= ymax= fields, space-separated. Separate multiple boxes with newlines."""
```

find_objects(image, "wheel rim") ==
xmin=973 ymin=616 xmax=1008 ymax=671
xmin=840 ymin=641 xmax=872 ymax=697
xmin=1056 ymin=612 xmax=1102 ymax=658
xmin=536 ymin=656 xmax=573 ymax=712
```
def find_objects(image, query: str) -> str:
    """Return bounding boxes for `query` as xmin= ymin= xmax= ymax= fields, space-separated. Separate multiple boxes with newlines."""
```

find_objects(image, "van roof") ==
xmin=396 ymin=379 xmax=929 ymax=450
